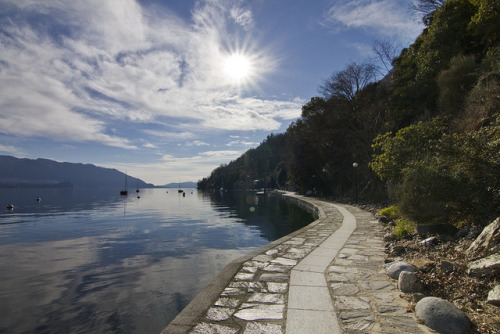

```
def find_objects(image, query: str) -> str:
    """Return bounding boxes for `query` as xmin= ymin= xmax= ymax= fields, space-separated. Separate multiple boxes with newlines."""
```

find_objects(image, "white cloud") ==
xmin=324 ymin=0 xmax=423 ymax=43
xmin=230 ymin=6 xmax=254 ymax=31
xmin=0 ymin=0 xmax=296 ymax=150
xmin=0 ymin=144 xmax=25 ymax=157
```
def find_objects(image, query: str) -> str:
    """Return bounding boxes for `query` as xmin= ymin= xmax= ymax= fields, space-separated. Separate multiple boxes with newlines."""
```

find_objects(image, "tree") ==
xmin=372 ymin=39 xmax=401 ymax=75
xmin=320 ymin=62 xmax=377 ymax=102
xmin=411 ymin=0 xmax=445 ymax=25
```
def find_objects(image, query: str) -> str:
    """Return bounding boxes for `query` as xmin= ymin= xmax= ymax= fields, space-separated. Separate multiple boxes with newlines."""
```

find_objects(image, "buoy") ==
xmin=6 ymin=204 xmax=14 ymax=210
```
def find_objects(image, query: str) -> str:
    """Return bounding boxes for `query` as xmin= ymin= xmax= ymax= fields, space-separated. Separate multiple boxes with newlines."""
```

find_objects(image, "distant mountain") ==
xmin=0 ymin=155 xmax=155 ymax=189
xmin=161 ymin=181 xmax=197 ymax=188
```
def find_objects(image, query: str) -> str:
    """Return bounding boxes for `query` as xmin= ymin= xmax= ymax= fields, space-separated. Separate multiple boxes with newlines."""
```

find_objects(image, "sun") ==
xmin=223 ymin=53 xmax=252 ymax=82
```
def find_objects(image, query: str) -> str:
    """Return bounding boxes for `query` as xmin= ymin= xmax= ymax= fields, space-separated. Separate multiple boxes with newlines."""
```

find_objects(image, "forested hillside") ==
xmin=198 ymin=0 xmax=499 ymax=227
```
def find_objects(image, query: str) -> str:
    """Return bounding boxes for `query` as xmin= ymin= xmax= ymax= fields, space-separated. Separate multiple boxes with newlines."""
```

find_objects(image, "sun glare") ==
xmin=223 ymin=53 xmax=252 ymax=82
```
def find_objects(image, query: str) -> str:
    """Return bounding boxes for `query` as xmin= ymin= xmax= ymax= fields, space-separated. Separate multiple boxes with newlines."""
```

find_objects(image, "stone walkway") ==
xmin=162 ymin=194 xmax=433 ymax=334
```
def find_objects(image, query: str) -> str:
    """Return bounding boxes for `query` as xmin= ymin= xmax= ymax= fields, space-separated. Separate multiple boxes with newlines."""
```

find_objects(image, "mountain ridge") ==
xmin=0 ymin=155 xmax=155 ymax=189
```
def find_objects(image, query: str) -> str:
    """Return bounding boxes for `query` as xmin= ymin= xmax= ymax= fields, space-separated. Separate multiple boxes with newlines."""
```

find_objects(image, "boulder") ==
xmin=398 ymin=271 xmax=422 ymax=293
xmin=467 ymin=253 xmax=500 ymax=278
xmin=466 ymin=217 xmax=500 ymax=260
xmin=415 ymin=297 xmax=471 ymax=334
xmin=487 ymin=285 xmax=500 ymax=307
xmin=386 ymin=261 xmax=417 ymax=280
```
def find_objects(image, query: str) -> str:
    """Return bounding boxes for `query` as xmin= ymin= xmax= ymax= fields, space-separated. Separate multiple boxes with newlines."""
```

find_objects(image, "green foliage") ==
xmin=437 ymin=54 xmax=479 ymax=116
xmin=378 ymin=205 xmax=400 ymax=221
xmin=393 ymin=219 xmax=416 ymax=239
xmin=199 ymin=0 xmax=499 ymax=229
xmin=370 ymin=118 xmax=447 ymax=182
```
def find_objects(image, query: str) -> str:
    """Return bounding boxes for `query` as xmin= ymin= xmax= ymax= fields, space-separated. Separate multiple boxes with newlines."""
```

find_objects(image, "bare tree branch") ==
xmin=321 ymin=62 xmax=377 ymax=102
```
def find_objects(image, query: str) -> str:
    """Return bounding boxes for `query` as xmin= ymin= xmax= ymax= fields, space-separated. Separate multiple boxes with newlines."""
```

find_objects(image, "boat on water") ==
xmin=120 ymin=172 xmax=128 ymax=196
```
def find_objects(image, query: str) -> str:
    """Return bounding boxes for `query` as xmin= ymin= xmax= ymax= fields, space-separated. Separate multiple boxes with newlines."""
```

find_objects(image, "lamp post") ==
xmin=352 ymin=163 xmax=358 ymax=203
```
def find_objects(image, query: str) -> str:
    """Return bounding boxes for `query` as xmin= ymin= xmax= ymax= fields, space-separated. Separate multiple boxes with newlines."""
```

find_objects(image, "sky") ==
xmin=0 ymin=0 xmax=424 ymax=185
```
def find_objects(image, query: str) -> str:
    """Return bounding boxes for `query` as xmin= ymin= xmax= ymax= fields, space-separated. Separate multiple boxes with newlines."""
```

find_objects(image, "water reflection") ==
xmin=0 ymin=188 xmax=313 ymax=333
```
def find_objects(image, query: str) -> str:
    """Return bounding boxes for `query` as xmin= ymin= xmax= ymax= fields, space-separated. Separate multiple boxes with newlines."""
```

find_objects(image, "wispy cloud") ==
xmin=0 ymin=0 xmax=302 ymax=150
xmin=0 ymin=144 xmax=26 ymax=157
xmin=323 ymin=0 xmax=423 ymax=43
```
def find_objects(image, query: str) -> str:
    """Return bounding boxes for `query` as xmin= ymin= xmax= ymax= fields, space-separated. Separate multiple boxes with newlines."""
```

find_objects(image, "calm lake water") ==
xmin=0 ymin=188 xmax=313 ymax=333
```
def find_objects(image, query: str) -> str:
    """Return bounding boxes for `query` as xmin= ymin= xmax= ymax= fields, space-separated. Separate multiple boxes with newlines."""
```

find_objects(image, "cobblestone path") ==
xmin=162 ymin=194 xmax=432 ymax=334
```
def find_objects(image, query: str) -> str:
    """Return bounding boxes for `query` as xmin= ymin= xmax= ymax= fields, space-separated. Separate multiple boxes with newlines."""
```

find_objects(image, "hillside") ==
xmin=198 ymin=0 xmax=499 ymax=226
xmin=0 ymin=155 xmax=154 ymax=189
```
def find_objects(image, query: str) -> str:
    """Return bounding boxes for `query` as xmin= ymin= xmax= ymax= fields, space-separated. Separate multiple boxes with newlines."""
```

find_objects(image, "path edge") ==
xmin=161 ymin=192 xmax=324 ymax=334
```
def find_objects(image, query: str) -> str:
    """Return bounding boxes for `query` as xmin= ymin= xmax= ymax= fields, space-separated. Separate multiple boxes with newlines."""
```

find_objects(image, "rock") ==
xmin=487 ymin=285 xmax=500 ymax=307
xmin=467 ymin=253 xmax=500 ymax=278
xmin=386 ymin=261 xmax=417 ymax=280
xmin=409 ymin=293 xmax=426 ymax=303
xmin=467 ymin=225 xmax=485 ymax=240
xmin=415 ymin=297 xmax=471 ymax=334
xmin=391 ymin=245 xmax=406 ymax=256
xmin=384 ymin=232 xmax=397 ymax=242
xmin=398 ymin=271 xmax=422 ymax=293
xmin=466 ymin=217 xmax=500 ymax=260
xmin=440 ymin=260 xmax=455 ymax=273
xmin=420 ymin=236 xmax=437 ymax=246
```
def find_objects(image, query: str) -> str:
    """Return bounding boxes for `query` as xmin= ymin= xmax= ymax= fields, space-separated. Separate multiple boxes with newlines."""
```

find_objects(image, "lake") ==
xmin=0 ymin=188 xmax=313 ymax=333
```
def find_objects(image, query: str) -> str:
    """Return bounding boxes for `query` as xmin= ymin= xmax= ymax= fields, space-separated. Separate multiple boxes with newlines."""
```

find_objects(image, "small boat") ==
xmin=120 ymin=172 xmax=128 ymax=196
xmin=135 ymin=179 xmax=140 ymax=193
xmin=36 ymin=197 xmax=41 ymax=202
xmin=6 ymin=203 xmax=14 ymax=210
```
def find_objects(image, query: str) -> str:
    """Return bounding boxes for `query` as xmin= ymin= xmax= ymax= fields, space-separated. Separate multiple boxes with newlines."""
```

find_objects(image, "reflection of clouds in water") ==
xmin=0 ymin=237 xmax=100 ymax=331
xmin=0 ymin=232 xmax=256 ymax=333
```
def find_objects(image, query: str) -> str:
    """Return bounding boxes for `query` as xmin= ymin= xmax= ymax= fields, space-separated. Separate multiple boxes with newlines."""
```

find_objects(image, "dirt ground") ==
xmin=388 ymin=235 xmax=500 ymax=334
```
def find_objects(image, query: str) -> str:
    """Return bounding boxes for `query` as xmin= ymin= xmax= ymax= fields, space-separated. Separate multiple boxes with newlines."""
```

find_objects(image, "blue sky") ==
xmin=0 ymin=0 xmax=423 ymax=185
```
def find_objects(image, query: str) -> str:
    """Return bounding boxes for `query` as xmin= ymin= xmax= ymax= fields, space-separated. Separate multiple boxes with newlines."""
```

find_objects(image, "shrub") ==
xmin=378 ymin=205 xmax=401 ymax=221
xmin=393 ymin=219 xmax=416 ymax=239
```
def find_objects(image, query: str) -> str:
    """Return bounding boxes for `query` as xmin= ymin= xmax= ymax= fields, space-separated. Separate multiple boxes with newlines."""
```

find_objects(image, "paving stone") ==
xmin=327 ymin=272 xmax=356 ymax=282
xmin=234 ymin=304 xmax=284 ymax=321
xmin=215 ymin=297 xmax=240 ymax=308
xmin=328 ymin=265 xmax=358 ymax=274
xmin=267 ymin=282 xmax=288 ymax=293
xmin=221 ymin=287 xmax=246 ymax=296
xmin=247 ymin=282 xmax=266 ymax=292
xmin=377 ymin=305 xmax=406 ymax=314
xmin=234 ymin=272 xmax=256 ymax=281
xmin=243 ymin=322 xmax=282 ymax=334
xmin=241 ymin=266 xmax=258 ymax=273
xmin=330 ymin=283 xmax=360 ymax=295
xmin=335 ymin=296 xmax=371 ymax=310
xmin=262 ymin=264 xmax=290 ymax=273
xmin=189 ymin=322 xmax=239 ymax=334
xmin=266 ymin=249 xmax=279 ymax=256
xmin=252 ymin=254 xmax=274 ymax=262
xmin=247 ymin=292 xmax=285 ymax=304
xmin=271 ymin=257 xmax=298 ymax=266
xmin=334 ymin=258 xmax=353 ymax=265
xmin=373 ymin=292 xmax=394 ymax=303
xmin=358 ymin=280 xmax=394 ymax=291
xmin=206 ymin=307 xmax=235 ymax=321
xmin=258 ymin=273 xmax=289 ymax=282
